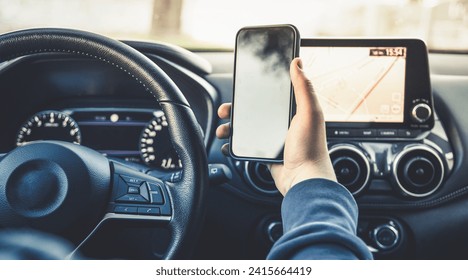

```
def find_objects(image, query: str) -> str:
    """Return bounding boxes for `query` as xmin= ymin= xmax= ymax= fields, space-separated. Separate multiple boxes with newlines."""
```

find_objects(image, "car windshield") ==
xmin=0 ymin=0 xmax=467 ymax=51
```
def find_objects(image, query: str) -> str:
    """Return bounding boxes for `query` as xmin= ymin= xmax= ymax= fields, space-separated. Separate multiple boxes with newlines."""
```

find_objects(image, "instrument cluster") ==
xmin=16 ymin=108 xmax=182 ymax=170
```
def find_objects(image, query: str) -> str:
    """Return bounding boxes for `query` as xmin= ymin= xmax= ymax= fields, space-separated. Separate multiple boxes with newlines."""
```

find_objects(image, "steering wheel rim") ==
xmin=0 ymin=28 xmax=208 ymax=259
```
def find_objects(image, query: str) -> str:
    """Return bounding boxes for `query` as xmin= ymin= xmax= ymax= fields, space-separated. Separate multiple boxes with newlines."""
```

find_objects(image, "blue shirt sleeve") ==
xmin=267 ymin=178 xmax=373 ymax=260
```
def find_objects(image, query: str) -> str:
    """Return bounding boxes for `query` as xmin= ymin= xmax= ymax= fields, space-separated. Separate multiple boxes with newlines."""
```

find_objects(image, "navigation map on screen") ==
xmin=301 ymin=46 xmax=406 ymax=123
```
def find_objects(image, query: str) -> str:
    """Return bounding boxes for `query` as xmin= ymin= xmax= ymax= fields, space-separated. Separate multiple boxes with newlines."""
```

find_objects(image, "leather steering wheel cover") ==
xmin=0 ymin=28 xmax=208 ymax=259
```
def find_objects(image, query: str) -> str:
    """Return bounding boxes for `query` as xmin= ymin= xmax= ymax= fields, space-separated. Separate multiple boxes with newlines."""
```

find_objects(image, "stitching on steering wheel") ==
xmin=5 ymin=48 xmax=154 ymax=96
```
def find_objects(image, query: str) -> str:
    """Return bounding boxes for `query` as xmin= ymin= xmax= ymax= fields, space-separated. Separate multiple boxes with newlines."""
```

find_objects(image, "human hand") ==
xmin=216 ymin=58 xmax=336 ymax=195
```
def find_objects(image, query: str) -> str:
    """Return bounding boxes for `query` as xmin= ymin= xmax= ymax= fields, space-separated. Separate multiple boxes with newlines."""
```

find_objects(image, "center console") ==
xmin=297 ymin=39 xmax=450 ymax=199
xmin=228 ymin=39 xmax=454 ymax=259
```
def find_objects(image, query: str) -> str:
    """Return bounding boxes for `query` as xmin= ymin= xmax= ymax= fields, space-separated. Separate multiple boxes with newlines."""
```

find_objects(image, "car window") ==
xmin=0 ymin=0 xmax=467 ymax=51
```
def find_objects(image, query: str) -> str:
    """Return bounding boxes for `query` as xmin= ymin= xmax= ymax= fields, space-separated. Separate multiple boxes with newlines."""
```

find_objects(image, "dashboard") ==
xmin=0 ymin=39 xmax=468 ymax=260
xmin=15 ymin=108 xmax=182 ymax=170
xmin=0 ymin=48 xmax=216 ymax=170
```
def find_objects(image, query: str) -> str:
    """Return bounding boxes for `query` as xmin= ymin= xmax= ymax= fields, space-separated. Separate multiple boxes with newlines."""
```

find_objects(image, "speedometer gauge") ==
xmin=140 ymin=112 xmax=182 ymax=170
xmin=16 ymin=110 xmax=81 ymax=146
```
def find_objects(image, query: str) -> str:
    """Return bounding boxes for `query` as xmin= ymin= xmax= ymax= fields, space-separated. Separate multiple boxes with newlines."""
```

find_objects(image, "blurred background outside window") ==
xmin=0 ymin=0 xmax=466 ymax=51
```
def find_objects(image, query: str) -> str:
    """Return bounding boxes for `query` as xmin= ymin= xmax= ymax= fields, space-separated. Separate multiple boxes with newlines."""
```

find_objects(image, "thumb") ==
xmin=290 ymin=58 xmax=322 ymax=116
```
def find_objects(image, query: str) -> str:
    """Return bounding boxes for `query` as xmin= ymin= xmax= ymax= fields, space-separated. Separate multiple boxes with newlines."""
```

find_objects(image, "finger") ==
xmin=290 ymin=58 xmax=323 ymax=116
xmin=216 ymin=123 xmax=231 ymax=139
xmin=221 ymin=143 xmax=230 ymax=156
xmin=218 ymin=103 xmax=232 ymax=119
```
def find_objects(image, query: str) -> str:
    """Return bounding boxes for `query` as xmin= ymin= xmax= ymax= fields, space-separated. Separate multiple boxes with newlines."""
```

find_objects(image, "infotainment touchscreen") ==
xmin=301 ymin=39 xmax=434 ymax=138
xmin=301 ymin=46 xmax=406 ymax=123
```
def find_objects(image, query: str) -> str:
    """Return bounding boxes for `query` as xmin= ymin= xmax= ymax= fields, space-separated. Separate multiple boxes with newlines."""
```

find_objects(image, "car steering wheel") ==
xmin=0 ymin=28 xmax=208 ymax=259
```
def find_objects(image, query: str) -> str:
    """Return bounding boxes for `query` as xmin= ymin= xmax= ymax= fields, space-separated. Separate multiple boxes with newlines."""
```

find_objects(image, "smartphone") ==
xmin=230 ymin=24 xmax=300 ymax=162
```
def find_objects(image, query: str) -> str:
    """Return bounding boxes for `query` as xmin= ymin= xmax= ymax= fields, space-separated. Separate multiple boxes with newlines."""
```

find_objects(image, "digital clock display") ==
xmin=369 ymin=47 xmax=406 ymax=57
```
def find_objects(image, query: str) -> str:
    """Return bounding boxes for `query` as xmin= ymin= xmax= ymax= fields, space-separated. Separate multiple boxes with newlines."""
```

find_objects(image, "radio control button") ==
xmin=358 ymin=129 xmax=376 ymax=137
xmin=327 ymin=129 xmax=354 ymax=137
xmin=378 ymin=129 xmax=398 ymax=137
xmin=411 ymin=103 xmax=432 ymax=123
xmin=398 ymin=129 xmax=421 ymax=138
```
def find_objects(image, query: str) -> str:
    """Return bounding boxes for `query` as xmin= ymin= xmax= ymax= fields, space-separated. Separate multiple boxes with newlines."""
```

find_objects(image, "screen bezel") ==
xmin=301 ymin=38 xmax=433 ymax=131
xmin=229 ymin=24 xmax=300 ymax=162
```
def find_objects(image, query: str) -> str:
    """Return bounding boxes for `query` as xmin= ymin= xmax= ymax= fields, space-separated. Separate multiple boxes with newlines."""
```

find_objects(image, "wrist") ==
xmin=278 ymin=160 xmax=337 ymax=195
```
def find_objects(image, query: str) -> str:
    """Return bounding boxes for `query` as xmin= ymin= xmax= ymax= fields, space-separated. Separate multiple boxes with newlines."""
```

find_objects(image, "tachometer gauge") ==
xmin=140 ymin=112 xmax=182 ymax=170
xmin=16 ymin=110 xmax=81 ymax=146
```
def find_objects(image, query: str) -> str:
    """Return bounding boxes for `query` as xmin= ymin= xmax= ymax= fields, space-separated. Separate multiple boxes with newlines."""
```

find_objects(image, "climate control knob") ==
xmin=411 ymin=103 xmax=432 ymax=123
xmin=372 ymin=223 xmax=400 ymax=250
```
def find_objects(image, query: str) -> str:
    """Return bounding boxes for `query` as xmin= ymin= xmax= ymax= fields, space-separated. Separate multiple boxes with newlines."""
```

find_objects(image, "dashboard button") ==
xmin=137 ymin=207 xmax=160 ymax=215
xmin=114 ymin=205 xmax=138 ymax=214
xmin=398 ymin=129 xmax=421 ymax=138
xmin=116 ymin=194 xmax=148 ymax=203
xmin=327 ymin=129 xmax=354 ymax=137
xmin=378 ymin=129 xmax=398 ymax=137
xmin=359 ymin=129 xmax=376 ymax=137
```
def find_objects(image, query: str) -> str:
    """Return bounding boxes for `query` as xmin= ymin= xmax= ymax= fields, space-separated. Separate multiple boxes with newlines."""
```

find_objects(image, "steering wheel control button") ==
xmin=114 ymin=206 xmax=138 ymax=214
xmin=139 ymin=183 xmax=150 ymax=201
xmin=148 ymin=182 xmax=163 ymax=192
xmin=151 ymin=193 xmax=164 ymax=205
xmin=116 ymin=194 xmax=148 ymax=203
xmin=110 ymin=164 xmax=172 ymax=216
xmin=148 ymin=183 xmax=164 ymax=204
xmin=120 ymin=175 xmax=144 ymax=185
xmin=127 ymin=186 xmax=140 ymax=194
xmin=137 ymin=207 xmax=160 ymax=215
xmin=161 ymin=170 xmax=183 ymax=182
xmin=171 ymin=170 xmax=183 ymax=182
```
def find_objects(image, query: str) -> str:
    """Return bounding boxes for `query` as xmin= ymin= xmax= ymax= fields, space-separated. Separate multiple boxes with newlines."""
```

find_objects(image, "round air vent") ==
xmin=329 ymin=144 xmax=371 ymax=195
xmin=393 ymin=145 xmax=444 ymax=198
xmin=244 ymin=162 xmax=278 ymax=195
